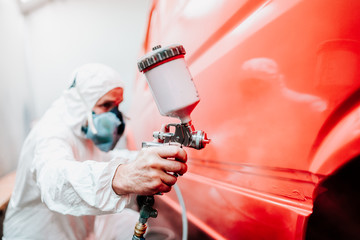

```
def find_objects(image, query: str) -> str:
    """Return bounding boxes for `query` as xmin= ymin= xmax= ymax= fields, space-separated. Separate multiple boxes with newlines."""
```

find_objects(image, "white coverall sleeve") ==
xmin=30 ymin=137 xmax=130 ymax=216
xmin=109 ymin=149 xmax=139 ymax=163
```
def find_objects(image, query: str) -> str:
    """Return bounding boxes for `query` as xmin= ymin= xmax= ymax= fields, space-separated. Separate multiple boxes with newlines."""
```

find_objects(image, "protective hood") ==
xmin=61 ymin=63 xmax=125 ymax=137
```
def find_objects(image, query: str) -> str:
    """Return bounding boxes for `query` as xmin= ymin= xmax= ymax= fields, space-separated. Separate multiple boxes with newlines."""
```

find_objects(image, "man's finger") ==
xmin=161 ymin=161 xmax=187 ymax=176
xmin=154 ymin=145 xmax=187 ymax=162
xmin=160 ymin=172 xmax=177 ymax=186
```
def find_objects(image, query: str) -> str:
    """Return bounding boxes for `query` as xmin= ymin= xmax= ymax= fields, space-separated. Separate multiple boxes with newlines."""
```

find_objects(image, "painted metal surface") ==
xmin=126 ymin=0 xmax=360 ymax=239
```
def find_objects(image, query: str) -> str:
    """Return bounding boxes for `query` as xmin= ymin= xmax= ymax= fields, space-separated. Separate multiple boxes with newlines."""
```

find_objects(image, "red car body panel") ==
xmin=126 ymin=0 xmax=360 ymax=239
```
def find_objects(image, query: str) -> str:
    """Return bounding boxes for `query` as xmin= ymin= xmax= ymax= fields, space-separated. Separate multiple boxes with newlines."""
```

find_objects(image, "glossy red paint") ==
xmin=127 ymin=0 xmax=360 ymax=239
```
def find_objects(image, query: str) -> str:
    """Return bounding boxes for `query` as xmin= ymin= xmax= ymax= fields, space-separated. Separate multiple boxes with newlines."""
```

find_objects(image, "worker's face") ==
xmin=92 ymin=87 xmax=123 ymax=114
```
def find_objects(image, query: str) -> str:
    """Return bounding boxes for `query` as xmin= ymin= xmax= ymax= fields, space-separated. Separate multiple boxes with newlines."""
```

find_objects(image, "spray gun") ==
xmin=132 ymin=44 xmax=210 ymax=240
xmin=138 ymin=44 xmax=210 ymax=149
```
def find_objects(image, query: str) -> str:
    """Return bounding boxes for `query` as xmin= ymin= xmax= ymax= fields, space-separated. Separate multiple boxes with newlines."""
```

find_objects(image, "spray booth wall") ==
xmin=0 ymin=0 xmax=150 ymax=177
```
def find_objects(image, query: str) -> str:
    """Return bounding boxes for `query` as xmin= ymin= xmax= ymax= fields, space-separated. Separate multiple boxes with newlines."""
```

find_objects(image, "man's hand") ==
xmin=112 ymin=145 xmax=187 ymax=196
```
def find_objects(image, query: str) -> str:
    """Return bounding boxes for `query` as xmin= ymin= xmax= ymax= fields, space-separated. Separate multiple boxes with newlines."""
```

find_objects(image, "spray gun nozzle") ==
xmin=151 ymin=123 xmax=209 ymax=150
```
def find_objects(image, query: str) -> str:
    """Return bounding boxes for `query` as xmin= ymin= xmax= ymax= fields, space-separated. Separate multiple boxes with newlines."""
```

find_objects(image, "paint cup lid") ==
xmin=137 ymin=44 xmax=186 ymax=72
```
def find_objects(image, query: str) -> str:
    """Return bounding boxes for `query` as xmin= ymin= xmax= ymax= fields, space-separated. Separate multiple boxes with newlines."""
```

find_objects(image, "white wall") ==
xmin=25 ymin=0 xmax=150 ymax=118
xmin=0 ymin=0 xmax=30 ymax=177
xmin=0 ymin=0 xmax=150 ymax=176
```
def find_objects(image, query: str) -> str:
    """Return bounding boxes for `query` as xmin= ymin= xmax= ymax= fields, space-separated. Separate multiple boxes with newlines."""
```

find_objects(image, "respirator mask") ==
xmin=82 ymin=107 xmax=125 ymax=152
xmin=71 ymin=76 xmax=125 ymax=152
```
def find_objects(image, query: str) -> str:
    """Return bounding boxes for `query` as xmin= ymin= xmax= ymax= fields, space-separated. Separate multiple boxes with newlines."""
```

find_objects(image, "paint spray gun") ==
xmin=132 ymin=44 xmax=210 ymax=240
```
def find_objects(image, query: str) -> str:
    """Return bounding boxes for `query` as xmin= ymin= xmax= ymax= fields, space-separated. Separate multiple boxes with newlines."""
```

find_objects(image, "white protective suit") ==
xmin=3 ymin=63 xmax=138 ymax=240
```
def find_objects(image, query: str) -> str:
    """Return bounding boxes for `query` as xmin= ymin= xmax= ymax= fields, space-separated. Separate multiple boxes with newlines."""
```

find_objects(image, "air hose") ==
xmin=174 ymin=183 xmax=188 ymax=240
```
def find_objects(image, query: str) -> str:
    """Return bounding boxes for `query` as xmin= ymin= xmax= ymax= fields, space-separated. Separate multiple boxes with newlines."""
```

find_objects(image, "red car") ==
xmin=127 ymin=0 xmax=360 ymax=239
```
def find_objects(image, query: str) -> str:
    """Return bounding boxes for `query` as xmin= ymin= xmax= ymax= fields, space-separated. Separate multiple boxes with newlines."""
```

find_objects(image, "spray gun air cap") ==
xmin=137 ymin=44 xmax=200 ymax=124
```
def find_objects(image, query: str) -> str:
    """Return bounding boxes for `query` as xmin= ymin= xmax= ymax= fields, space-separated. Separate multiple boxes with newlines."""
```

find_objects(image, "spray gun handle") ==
xmin=132 ymin=195 xmax=158 ymax=240
xmin=136 ymin=195 xmax=158 ymax=222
